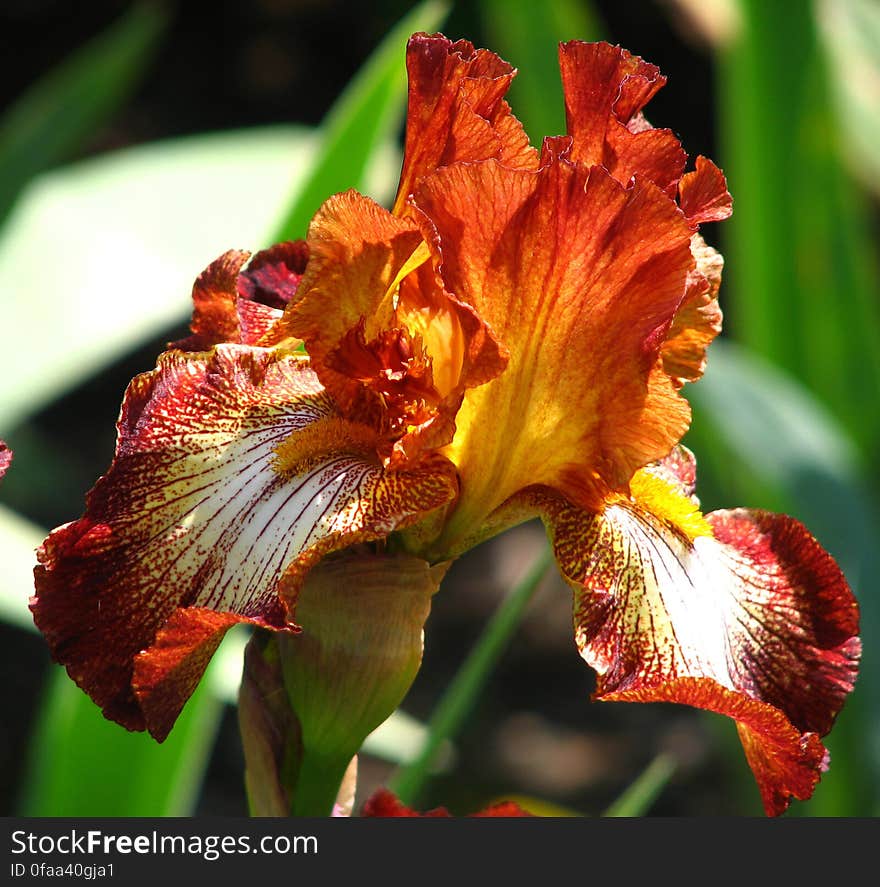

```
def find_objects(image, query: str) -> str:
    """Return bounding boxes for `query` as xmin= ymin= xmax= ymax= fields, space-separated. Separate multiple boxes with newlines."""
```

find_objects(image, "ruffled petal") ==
xmin=414 ymin=154 xmax=695 ymax=548
xmin=31 ymin=345 xmax=457 ymax=739
xmin=281 ymin=190 xmax=506 ymax=463
xmin=559 ymin=41 xmax=686 ymax=193
xmin=544 ymin=491 xmax=859 ymax=815
xmin=172 ymin=243 xmax=308 ymax=351
xmin=678 ymin=156 xmax=733 ymax=224
xmin=392 ymin=32 xmax=538 ymax=215
xmin=238 ymin=240 xmax=309 ymax=309
xmin=661 ymin=235 xmax=724 ymax=385
xmin=281 ymin=191 xmax=425 ymax=387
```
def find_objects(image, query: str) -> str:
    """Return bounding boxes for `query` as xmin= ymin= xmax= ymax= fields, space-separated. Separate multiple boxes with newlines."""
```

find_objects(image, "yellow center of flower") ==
xmin=274 ymin=416 xmax=378 ymax=475
xmin=626 ymin=469 xmax=713 ymax=541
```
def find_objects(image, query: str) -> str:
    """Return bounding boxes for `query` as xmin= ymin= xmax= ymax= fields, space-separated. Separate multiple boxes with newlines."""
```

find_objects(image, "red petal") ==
xmin=544 ymin=489 xmax=859 ymax=815
xmin=237 ymin=240 xmax=309 ymax=310
xmin=361 ymin=788 xmax=531 ymax=817
xmin=132 ymin=608 xmax=244 ymax=741
xmin=173 ymin=244 xmax=308 ymax=351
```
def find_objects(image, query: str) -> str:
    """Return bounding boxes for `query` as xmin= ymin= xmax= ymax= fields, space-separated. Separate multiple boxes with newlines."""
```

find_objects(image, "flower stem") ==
xmin=289 ymin=748 xmax=351 ymax=817
xmin=390 ymin=543 xmax=555 ymax=806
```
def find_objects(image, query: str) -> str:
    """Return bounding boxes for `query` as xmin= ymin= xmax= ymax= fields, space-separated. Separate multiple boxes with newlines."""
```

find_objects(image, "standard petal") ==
xmin=392 ymin=32 xmax=538 ymax=215
xmin=544 ymin=491 xmax=859 ymax=815
xmin=414 ymin=156 xmax=695 ymax=549
xmin=559 ymin=41 xmax=686 ymax=193
xmin=32 ymin=345 xmax=457 ymax=739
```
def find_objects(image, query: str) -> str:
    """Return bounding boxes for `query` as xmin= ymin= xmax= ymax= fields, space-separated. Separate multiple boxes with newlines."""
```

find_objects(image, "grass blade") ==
xmin=602 ymin=753 xmax=676 ymax=817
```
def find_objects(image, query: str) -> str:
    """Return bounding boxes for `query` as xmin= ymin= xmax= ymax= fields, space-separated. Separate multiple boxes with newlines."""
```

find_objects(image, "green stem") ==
xmin=602 ymin=753 xmax=676 ymax=817
xmin=289 ymin=748 xmax=351 ymax=817
xmin=390 ymin=544 xmax=555 ymax=806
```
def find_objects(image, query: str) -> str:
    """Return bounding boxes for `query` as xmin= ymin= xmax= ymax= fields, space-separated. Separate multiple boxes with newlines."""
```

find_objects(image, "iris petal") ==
xmin=31 ymin=345 xmax=457 ymax=739
xmin=393 ymin=32 xmax=538 ymax=215
xmin=415 ymin=155 xmax=695 ymax=548
xmin=543 ymin=488 xmax=859 ymax=815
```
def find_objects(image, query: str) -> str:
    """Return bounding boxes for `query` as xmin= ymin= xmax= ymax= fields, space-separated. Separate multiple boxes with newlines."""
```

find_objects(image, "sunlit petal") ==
xmin=172 ymin=244 xmax=308 ymax=352
xmin=393 ymin=32 xmax=538 ymax=215
xmin=32 ymin=345 xmax=457 ymax=739
xmin=415 ymin=154 xmax=695 ymax=547
xmin=544 ymin=491 xmax=859 ymax=815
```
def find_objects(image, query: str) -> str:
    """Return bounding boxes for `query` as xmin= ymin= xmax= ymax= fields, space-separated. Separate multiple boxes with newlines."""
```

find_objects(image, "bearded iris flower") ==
xmin=32 ymin=34 xmax=859 ymax=816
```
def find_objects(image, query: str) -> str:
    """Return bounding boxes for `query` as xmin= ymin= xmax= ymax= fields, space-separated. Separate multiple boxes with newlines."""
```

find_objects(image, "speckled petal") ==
xmin=544 ymin=492 xmax=859 ymax=815
xmin=32 ymin=345 xmax=457 ymax=739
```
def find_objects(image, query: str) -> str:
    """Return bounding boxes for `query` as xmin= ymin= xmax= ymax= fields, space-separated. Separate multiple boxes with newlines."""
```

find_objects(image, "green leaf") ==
xmin=818 ymin=0 xmax=880 ymax=195
xmin=718 ymin=0 xmax=880 ymax=452
xmin=0 ymin=2 xmax=168 ymax=227
xmin=19 ymin=666 xmax=224 ymax=816
xmin=478 ymin=0 xmax=602 ymax=143
xmin=271 ymin=0 xmax=450 ymax=241
xmin=688 ymin=340 xmax=880 ymax=815
xmin=0 ymin=126 xmax=317 ymax=432
xmin=0 ymin=502 xmax=227 ymax=816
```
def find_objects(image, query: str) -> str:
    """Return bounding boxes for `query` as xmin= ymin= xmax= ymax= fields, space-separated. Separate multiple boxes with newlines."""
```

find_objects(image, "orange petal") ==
xmin=414 ymin=155 xmax=695 ymax=549
xmin=543 ymin=489 xmax=859 ymax=815
xmin=559 ymin=41 xmax=686 ymax=193
xmin=282 ymin=190 xmax=506 ymax=463
xmin=392 ymin=32 xmax=538 ymax=215
xmin=661 ymin=235 xmax=724 ymax=385
xmin=280 ymin=192 xmax=425 ymax=403
xmin=679 ymin=156 xmax=733 ymax=224
xmin=31 ymin=345 xmax=457 ymax=739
